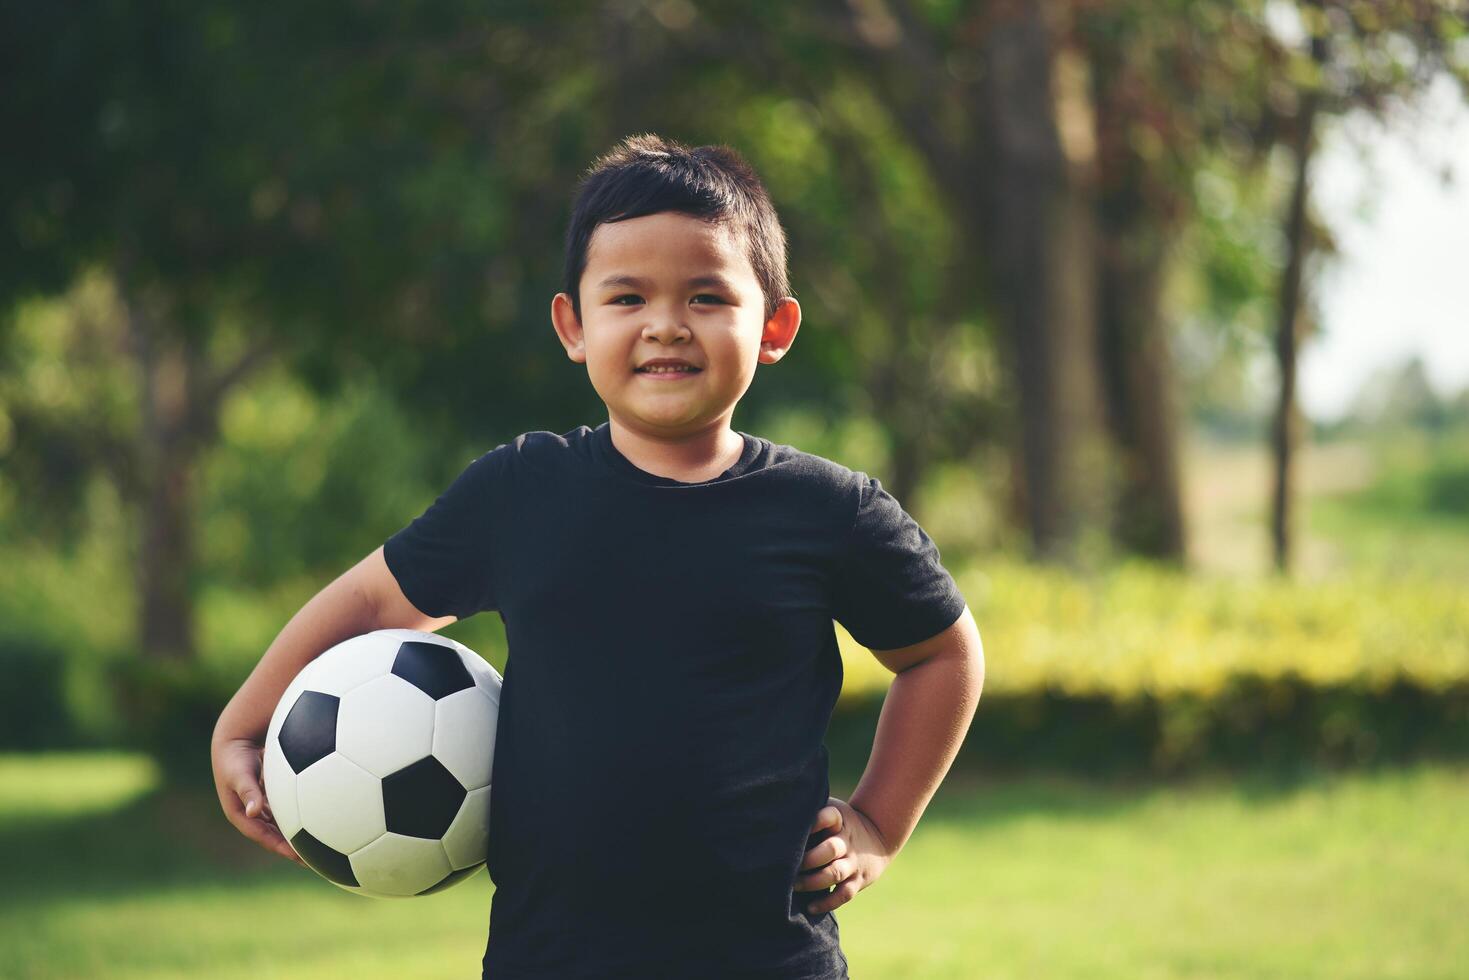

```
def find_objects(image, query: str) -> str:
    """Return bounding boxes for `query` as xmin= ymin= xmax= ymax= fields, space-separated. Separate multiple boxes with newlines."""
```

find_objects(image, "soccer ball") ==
xmin=261 ymin=628 xmax=501 ymax=898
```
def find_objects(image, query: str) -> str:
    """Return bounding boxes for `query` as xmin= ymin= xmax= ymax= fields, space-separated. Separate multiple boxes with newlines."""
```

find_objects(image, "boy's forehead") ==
xmin=583 ymin=211 xmax=755 ymax=281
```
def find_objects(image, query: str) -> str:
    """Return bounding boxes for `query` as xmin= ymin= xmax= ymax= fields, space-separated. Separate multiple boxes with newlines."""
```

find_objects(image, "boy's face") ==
xmin=551 ymin=210 xmax=800 ymax=441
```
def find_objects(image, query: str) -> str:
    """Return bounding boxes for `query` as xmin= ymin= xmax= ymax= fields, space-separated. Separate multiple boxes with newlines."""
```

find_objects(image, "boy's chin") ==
xmin=612 ymin=406 xmax=728 ymax=433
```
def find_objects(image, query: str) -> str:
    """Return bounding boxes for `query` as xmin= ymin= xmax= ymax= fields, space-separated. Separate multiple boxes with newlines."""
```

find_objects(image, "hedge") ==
xmin=828 ymin=560 xmax=1469 ymax=775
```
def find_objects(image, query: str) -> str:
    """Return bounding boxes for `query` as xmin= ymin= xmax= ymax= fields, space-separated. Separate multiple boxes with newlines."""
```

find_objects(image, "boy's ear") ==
xmin=758 ymin=297 xmax=801 ymax=365
xmin=550 ymin=292 xmax=586 ymax=364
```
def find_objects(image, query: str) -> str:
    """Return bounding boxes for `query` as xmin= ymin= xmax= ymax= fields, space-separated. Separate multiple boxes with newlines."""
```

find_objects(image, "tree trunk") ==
xmin=132 ymin=304 xmax=201 ymax=663
xmin=978 ymin=4 xmax=1107 ymax=563
xmin=1095 ymin=225 xmax=1188 ymax=561
xmin=1271 ymin=24 xmax=1327 ymax=575
xmin=1087 ymin=46 xmax=1187 ymax=561
xmin=1271 ymin=113 xmax=1315 ymax=575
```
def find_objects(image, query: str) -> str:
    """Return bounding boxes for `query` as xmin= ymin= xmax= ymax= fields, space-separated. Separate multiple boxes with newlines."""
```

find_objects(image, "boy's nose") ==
xmin=642 ymin=313 xmax=692 ymax=343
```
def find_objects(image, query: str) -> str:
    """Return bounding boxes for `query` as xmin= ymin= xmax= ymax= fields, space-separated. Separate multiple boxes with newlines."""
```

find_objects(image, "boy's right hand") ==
xmin=211 ymin=736 xmax=307 ymax=867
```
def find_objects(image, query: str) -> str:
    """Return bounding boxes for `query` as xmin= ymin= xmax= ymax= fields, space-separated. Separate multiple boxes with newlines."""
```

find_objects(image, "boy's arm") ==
xmin=846 ymin=604 xmax=985 ymax=856
xmin=211 ymin=545 xmax=456 ymax=862
xmin=211 ymin=546 xmax=456 ymax=745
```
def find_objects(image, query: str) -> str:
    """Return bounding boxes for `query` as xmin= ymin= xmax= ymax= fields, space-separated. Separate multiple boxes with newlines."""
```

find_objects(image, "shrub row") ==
xmin=838 ymin=560 xmax=1469 ymax=705
xmin=825 ymin=560 xmax=1469 ymax=775
xmin=826 ymin=673 xmax=1469 ymax=778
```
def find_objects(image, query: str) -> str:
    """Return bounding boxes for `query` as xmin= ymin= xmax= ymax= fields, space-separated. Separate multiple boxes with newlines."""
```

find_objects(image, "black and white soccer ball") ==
xmin=261 ymin=628 xmax=501 ymax=898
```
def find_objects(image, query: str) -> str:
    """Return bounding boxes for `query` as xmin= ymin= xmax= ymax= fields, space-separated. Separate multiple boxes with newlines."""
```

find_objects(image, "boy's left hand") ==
xmin=795 ymin=796 xmax=895 ymax=915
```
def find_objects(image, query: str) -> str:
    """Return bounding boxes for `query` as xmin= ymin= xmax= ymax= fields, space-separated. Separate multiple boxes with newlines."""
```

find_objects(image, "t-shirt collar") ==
xmin=592 ymin=421 xmax=763 ymax=487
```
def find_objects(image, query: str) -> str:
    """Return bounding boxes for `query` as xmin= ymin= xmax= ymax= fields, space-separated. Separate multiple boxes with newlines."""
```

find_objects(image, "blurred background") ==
xmin=2 ymin=1 xmax=1466 ymax=977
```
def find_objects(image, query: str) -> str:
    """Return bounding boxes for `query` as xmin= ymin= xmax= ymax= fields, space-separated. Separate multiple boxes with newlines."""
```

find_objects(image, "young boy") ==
xmin=212 ymin=133 xmax=984 ymax=979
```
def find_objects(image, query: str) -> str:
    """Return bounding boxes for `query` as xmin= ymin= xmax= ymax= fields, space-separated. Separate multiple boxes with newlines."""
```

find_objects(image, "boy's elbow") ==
xmin=970 ymin=626 xmax=985 ymax=699
xmin=933 ymin=606 xmax=984 ymax=704
xmin=952 ymin=607 xmax=984 ymax=700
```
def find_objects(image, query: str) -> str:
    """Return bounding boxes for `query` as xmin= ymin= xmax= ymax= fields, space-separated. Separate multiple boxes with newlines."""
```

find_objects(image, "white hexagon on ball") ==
xmin=304 ymin=639 xmax=403 ymax=698
xmin=442 ymin=785 xmax=491 ymax=870
xmin=336 ymin=674 xmax=436 ymax=778
xmin=458 ymin=647 xmax=503 ymax=705
xmin=351 ymin=833 xmax=453 ymax=897
xmin=434 ymin=688 xmax=497 ymax=791
xmin=295 ymin=753 xmax=386 ymax=854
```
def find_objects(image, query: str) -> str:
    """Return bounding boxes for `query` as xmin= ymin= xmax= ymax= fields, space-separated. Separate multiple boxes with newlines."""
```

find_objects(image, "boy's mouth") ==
xmin=635 ymin=363 xmax=702 ymax=376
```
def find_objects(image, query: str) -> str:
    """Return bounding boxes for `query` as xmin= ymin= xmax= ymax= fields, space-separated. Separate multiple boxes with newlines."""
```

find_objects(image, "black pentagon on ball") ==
xmin=278 ymin=691 xmax=339 ymax=774
xmin=416 ymin=864 xmax=480 ymax=896
xmin=291 ymin=828 xmax=359 ymax=887
xmin=382 ymin=756 xmax=466 ymax=839
xmin=392 ymin=640 xmax=474 ymax=700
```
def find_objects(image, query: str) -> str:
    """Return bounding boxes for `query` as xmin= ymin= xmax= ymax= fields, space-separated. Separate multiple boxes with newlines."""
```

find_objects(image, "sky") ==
xmin=1302 ymin=71 xmax=1469 ymax=422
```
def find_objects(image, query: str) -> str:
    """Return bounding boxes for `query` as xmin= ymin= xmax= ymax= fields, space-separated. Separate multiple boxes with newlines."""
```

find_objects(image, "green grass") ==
xmin=3 ymin=752 xmax=1466 ymax=979
xmin=867 ymin=766 xmax=1469 ymax=979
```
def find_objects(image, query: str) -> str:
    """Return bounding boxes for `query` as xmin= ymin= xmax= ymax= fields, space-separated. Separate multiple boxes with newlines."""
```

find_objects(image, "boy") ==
xmin=212 ymin=133 xmax=984 ymax=979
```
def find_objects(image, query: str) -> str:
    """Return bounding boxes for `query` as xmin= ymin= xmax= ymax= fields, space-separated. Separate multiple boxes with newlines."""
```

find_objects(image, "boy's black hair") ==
xmin=562 ymin=133 xmax=791 ymax=321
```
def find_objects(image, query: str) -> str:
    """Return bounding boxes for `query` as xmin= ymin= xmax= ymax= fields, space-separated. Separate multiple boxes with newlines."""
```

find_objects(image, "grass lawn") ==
xmin=2 ymin=753 xmax=1466 ymax=979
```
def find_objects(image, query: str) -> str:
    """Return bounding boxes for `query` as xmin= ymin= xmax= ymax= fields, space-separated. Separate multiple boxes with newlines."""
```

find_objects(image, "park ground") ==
xmin=1 ymin=753 xmax=1464 ymax=979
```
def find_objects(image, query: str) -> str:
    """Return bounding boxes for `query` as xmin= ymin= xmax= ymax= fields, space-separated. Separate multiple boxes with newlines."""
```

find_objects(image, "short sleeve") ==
xmin=382 ymin=447 xmax=505 ymax=620
xmin=830 ymin=474 xmax=967 ymax=651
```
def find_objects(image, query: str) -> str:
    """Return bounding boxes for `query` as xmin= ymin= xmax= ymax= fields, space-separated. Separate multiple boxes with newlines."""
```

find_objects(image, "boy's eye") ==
xmin=611 ymin=295 xmax=642 ymax=305
xmin=692 ymin=294 xmax=726 ymax=304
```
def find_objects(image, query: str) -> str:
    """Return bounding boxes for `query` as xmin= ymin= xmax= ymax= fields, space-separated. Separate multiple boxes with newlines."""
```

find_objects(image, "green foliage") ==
xmin=198 ymin=370 xmax=448 ymax=588
xmin=832 ymin=674 xmax=1468 ymax=779
xmin=1320 ymin=357 xmax=1469 ymax=439
xmin=107 ymin=656 xmax=242 ymax=785
xmin=1329 ymin=446 xmax=1469 ymax=522
xmin=834 ymin=552 xmax=1469 ymax=775
xmin=0 ymin=635 xmax=73 ymax=750
xmin=1169 ymin=157 xmax=1286 ymax=442
xmin=0 ymin=502 xmax=134 ymax=750
xmin=1425 ymin=457 xmax=1469 ymax=514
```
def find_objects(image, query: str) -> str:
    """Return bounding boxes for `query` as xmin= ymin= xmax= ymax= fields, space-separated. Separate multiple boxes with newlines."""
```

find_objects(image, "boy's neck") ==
xmin=606 ymin=415 xmax=746 ymax=483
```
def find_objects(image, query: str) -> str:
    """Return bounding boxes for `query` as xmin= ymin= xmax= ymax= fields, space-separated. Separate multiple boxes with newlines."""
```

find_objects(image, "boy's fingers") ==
xmin=810 ymin=805 xmax=841 ymax=834
xmin=240 ymin=812 xmax=306 ymax=866
xmin=797 ymin=858 xmax=852 ymax=891
xmin=214 ymin=744 xmax=301 ymax=866
xmin=238 ymin=785 xmax=269 ymax=820
xmin=223 ymin=789 xmax=291 ymax=855
xmin=800 ymin=835 xmax=847 ymax=871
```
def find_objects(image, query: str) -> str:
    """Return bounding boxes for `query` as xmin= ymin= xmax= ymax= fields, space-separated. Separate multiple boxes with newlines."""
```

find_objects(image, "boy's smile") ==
xmin=551 ymin=210 xmax=800 ymax=479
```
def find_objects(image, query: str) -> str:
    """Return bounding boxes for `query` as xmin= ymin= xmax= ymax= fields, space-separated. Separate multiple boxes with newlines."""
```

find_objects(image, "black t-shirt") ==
xmin=383 ymin=422 xmax=967 ymax=979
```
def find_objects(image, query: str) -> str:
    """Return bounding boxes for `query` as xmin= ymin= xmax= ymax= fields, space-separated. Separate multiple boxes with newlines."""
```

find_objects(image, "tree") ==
xmin=0 ymin=3 xmax=655 ymax=727
xmin=1347 ymin=355 xmax=1447 ymax=431
xmin=1258 ymin=0 xmax=1467 ymax=572
xmin=742 ymin=0 xmax=1113 ymax=562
